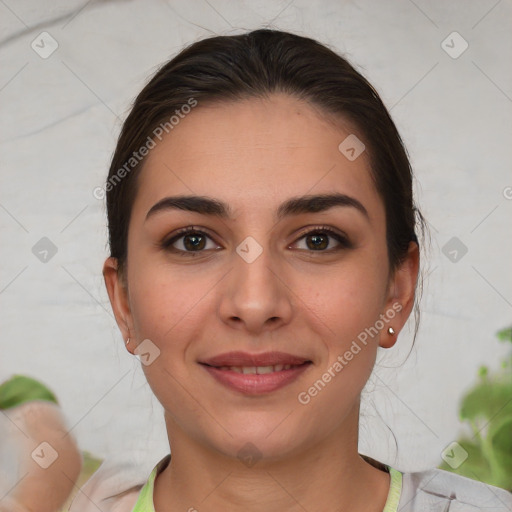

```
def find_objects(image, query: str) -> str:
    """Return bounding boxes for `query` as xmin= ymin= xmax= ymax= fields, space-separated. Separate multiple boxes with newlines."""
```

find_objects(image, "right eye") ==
xmin=161 ymin=227 xmax=221 ymax=255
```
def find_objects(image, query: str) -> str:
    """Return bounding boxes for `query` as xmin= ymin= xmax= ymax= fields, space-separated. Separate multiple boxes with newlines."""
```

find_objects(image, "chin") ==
xmin=204 ymin=417 xmax=312 ymax=465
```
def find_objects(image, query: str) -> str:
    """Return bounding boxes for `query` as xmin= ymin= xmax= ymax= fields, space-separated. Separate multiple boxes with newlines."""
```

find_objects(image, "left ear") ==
xmin=380 ymin=241 xmax=420 ymax=348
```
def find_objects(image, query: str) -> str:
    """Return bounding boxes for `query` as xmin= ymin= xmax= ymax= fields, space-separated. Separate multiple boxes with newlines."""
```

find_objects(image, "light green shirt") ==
xmin=131 ymin=455 xmax=403 ymax=512
xmin=68 ymin=451 xmax=512 ymax=511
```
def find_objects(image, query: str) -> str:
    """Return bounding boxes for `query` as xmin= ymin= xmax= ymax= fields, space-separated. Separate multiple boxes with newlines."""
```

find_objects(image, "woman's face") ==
xmin=104 ymin=94 xmax=417 ymax=461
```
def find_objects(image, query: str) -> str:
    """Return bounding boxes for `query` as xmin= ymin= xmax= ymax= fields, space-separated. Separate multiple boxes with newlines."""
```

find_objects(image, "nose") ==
xmin=218 ymin=238 xmax=293 ymax=335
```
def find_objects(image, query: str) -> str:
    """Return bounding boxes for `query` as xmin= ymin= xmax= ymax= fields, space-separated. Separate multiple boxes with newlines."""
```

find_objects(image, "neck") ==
xmin=153 ymin=408 xmax=390 ymax=512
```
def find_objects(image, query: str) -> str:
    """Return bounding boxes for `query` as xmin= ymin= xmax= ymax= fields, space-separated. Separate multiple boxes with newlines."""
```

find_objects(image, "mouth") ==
xmin=198 ymin=351 xmax=312 ymax=395
xmin=206 ymin=363 xmax=305 ymax=374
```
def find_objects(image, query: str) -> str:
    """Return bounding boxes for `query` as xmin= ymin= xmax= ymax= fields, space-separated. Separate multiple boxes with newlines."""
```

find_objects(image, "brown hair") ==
xmin=105 ymin=28 xmax=426 ymax=335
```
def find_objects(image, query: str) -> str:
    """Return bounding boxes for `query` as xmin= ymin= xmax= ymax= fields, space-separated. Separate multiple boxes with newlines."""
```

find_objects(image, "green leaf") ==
xmin=441 ymin=325 xmax=512 ymax=491
xmin=478 ymin=366 xmax=488 ymax=378
xmin=488 ymin=415 xmax=512 ymax=475
xmin=497 ymin=326 xmax=512 ymax=343
xmin=438 ymin=438 xmax=492 ymax=482
xmin=459 ymin=379 xmax=512 ymax=423
xmin=0 ymin=374 xmax=58 ymax=409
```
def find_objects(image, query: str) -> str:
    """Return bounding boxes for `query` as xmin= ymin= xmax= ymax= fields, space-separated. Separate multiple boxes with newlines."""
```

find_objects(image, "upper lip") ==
xmin=199 ymin=351 xmax=311 ymax=367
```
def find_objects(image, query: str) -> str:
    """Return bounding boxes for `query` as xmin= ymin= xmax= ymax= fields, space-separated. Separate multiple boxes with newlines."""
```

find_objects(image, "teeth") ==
xmin=256 ymin=366 xmax=274 ymax=374
xmin=218 ymin=364 xmax=295 ymax=373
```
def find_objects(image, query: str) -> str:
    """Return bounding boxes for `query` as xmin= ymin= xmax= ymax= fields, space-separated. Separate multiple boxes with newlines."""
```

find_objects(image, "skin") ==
xmin=0 ymin=401 xmax=82 ymax=512
xmin=103 ymin=93 xmax=419 ymax=512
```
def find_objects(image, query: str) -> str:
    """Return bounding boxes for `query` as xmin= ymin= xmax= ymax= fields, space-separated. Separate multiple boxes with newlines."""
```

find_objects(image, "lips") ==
xmin=199 ymin=351 xmax=312 ymax=395
xmin=200 ymin=351 xmax=310 ymax=367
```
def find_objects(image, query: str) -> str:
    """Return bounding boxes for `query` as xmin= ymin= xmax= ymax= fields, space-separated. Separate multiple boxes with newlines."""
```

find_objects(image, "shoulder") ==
xmin=398 ymin=467 xmax=512 ymax=511
xmin=67 ymin=458 xmax=148 ymax=512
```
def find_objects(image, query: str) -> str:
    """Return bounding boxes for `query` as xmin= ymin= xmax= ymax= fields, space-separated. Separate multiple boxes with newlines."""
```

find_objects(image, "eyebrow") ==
xmin=145 ymin=193 xmax=369 ymax=222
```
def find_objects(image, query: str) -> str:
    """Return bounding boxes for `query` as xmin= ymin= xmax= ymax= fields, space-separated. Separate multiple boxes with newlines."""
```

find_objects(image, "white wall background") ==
xmin=1 ymin=0 xmax=511 ymax=480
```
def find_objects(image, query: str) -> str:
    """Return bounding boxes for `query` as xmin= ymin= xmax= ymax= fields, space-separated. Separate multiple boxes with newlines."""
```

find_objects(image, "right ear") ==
xmin=102 ymin=257 xmax=133 ymax=348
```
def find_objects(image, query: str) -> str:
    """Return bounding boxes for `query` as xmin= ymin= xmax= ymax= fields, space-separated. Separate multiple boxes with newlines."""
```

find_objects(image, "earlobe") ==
xmin=380 ymin=241 xmax=420 ymax=349
xmin=102 ymin=257 xmax=133 ymax=344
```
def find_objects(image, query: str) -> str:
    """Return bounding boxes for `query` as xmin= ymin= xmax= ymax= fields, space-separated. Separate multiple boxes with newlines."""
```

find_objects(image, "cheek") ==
xmin=127 ymin=267 xmax=211 ymax=419
xmin=306 ymin=256 xmax=388 ymax=382
xmin=296 ymin=267 xmax=385 ymax=419
xmin=311 ymin=259 xmax=388 ymax=335
xmin=127 ymin=261 xmax=207 ymax=341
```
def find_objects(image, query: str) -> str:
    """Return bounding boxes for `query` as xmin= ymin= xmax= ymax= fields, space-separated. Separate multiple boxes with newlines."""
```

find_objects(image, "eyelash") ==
xmin=161 ymin=225 xmax=352 ymax=256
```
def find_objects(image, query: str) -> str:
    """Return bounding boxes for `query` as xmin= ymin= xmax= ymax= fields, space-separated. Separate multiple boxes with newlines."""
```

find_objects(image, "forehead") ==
xmin=131 ymin=94 xmax=383 ymax=223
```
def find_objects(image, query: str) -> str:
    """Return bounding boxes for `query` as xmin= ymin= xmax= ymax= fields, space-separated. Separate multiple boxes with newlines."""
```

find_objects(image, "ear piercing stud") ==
xmin=387 ymin=327 xmax=395 ymax=335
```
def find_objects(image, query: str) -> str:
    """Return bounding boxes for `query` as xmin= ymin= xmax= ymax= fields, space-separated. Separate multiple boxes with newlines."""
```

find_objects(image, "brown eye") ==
xmin=162 ymin=228 xmax=220 ymax=255
xmin=183 ymin=233 xmax=206 ymax=251
xmin=305 ymin=233 xmax=329 ymax=250
xmin=293 ymin=227 xmax=352 ymax=252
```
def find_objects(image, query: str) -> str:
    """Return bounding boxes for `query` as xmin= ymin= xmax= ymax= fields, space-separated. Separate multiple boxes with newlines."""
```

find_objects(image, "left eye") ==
xmin=292 ymin=228 xmax=350 ymax=252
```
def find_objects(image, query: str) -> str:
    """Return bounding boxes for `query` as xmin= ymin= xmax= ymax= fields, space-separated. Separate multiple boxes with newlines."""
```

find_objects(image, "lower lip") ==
xmin=200 ymin=363 xmax=311 ymax=395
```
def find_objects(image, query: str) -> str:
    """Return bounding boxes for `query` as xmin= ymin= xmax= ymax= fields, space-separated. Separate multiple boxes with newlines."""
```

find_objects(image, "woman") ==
xmin=70 ymin=29 xmax=512 ymax=511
